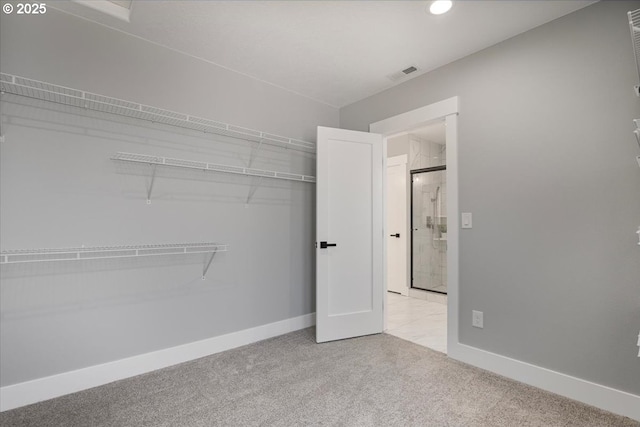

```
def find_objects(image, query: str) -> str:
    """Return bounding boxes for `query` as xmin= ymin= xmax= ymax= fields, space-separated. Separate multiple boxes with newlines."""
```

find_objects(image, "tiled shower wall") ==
xmin=409 ymin=135 xmax=446 ymax=170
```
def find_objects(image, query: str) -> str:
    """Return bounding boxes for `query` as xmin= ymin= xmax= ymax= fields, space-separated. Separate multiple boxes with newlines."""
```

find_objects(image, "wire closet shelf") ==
xmin=0 ymin=73 xmax=316 ymax=152
xmin=0 ymin=243 xmax=227 ymax=264
xmin=112 ymin=152 xmax=316 ymax=183
xmin=0 ymin=243 xmax=227 ymax=279
xmin=629 ymin=8 xmax=640 ymax=94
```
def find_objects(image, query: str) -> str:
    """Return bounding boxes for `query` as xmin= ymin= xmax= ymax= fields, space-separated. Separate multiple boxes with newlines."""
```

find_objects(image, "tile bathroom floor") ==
xmin=385 ymin=291 xmax=447 ymax=354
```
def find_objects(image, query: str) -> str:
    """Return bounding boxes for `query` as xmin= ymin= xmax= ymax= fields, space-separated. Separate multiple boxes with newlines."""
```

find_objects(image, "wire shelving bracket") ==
xmin=0 ymin=72 xmax=316 ymax=152
xmin=247 ymin=139 xmax=264 ymax=169
xmin=146 ymin=164 xmax=157 ymax=205
xmin=111 ymin=152 xmax=315 ymax=204
xmin=246 ymin=177 xmax=264 ymax=206
xmin=0 ymin=243 xmax=228 ymax=280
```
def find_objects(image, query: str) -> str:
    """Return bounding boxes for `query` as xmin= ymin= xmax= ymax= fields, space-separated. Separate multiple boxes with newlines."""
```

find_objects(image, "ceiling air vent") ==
xmin=387 ymin=66 xmax=419 ymax=82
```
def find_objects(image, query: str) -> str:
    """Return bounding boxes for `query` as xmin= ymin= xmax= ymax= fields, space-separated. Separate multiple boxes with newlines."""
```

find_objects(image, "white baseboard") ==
xmin=0 ymin=312 xmax=316 ymax=412
xmin=4 ymin=317 xmax=637 ymax=421
xmin=448 ymin=342 xmax=640 ymax=422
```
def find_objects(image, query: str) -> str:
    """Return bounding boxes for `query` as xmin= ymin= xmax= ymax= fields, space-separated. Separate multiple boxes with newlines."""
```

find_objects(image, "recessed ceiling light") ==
xmin=429 ymin=0 xmax=453 ymax=15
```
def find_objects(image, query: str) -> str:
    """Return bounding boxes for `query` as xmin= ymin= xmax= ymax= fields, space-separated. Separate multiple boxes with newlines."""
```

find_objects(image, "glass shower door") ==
xmin=411 ymin=167 xmax=447 ymax=294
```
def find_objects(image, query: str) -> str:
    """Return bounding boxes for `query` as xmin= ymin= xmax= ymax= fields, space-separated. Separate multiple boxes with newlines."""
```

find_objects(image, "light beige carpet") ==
xmin=1 ymin=328 xmax=637 ymax=426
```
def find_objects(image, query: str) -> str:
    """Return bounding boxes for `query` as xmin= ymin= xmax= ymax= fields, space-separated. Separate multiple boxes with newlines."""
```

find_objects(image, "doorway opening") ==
xmin=370 ymin=95 xmax=459 ymax=357
xmin=384 ymin=121 xmax=448 ymax=353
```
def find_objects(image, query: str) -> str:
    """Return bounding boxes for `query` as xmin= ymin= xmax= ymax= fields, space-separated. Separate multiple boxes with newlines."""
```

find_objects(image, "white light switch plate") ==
xmin=472 ymin=310 xmax=483 ymax=328
xmin=462 ymin=212 xmax=472 ymax=229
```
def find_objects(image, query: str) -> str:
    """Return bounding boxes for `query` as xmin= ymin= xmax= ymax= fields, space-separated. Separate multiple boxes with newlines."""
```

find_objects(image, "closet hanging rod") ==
xmin=0 ymin=72 xmax=316 ymax=152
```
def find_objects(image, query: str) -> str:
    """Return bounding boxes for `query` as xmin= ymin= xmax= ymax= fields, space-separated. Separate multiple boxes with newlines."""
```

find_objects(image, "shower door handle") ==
xmin=390 ymin=233 xmax=400 ymax=238
xmin=319 ymin=241 xmax=337 ymax=249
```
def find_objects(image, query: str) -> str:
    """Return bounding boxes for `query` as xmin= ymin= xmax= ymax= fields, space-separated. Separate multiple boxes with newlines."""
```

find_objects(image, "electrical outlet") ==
xmin=472 ymin=310 xmax=484 ymax=328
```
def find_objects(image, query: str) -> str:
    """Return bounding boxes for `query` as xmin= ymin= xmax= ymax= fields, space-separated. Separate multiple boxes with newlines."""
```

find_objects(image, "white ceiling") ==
xmin=53 ymin=0 xmax=596 ymax=108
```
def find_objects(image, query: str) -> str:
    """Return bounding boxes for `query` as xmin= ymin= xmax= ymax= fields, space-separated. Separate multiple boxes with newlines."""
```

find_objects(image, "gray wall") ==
xmin=341 ymin=0 xmax=640 ymax=395
xmin=0 ymin=8 xmax=338 ymax=386
xmin=387 ymin=134 xmax=409 ymax=158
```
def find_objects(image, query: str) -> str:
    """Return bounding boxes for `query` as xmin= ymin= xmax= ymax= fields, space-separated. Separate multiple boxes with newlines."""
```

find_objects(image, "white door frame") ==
xmin=370 ymin=96 xmax=460 ymax=353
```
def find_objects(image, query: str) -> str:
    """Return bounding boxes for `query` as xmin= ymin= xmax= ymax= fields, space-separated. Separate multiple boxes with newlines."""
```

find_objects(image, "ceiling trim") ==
xmin=370 ymin=96 xmax=458 ymax=137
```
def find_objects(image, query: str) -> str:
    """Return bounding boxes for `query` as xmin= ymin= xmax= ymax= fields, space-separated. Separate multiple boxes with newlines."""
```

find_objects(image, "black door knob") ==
xmin=390 ymin=233 xmax=400 ymax=238
xmin=320 ymin=241 xmax=337 ymax=249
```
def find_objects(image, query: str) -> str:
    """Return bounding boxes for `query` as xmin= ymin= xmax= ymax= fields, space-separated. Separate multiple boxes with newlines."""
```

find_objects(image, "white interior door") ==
xmin=386 ymin=155 xmax=408 ymax=295
xmin=316 ymin=126 xmax=383 ymax=343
